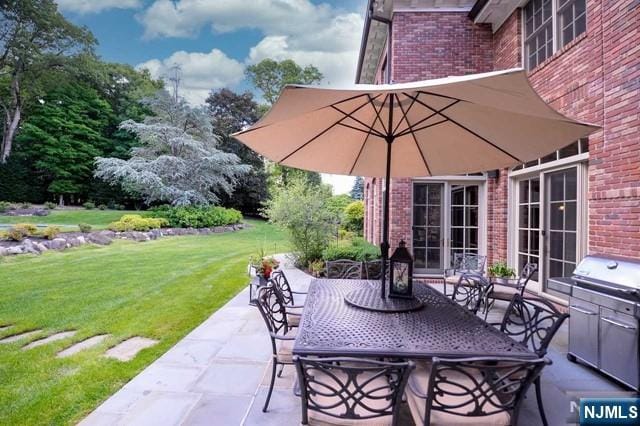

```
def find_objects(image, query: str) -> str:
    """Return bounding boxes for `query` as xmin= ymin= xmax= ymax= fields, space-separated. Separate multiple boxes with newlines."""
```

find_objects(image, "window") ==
xmin=517 ymin=178 xmax=541 ymax=282
xmin=558 ymin=0 xmax=586 ymax=46
xmin=450 ymin=185 xmax=479 ymax=262
xmin=524 ymin=0 xmax=554 ymax=69
xmin=512 ymin=138 xmax=588 ymax=171
xmin=523 ymin=0 xmax=587 ymax=70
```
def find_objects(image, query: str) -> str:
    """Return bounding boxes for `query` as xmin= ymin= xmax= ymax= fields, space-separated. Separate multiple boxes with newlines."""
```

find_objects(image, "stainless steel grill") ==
xmin=550 ymin=255 xmax=640 ymax=391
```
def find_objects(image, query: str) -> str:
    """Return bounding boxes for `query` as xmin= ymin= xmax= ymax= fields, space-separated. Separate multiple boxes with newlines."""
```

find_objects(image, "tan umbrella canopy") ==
xmin=233 ymin=68 xmax=598 ymax=298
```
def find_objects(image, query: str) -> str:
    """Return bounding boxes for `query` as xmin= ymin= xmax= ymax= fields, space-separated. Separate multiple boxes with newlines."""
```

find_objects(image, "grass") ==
xmin=0 ymin=209 xmax=137 ymax=231
xmin=0 ymin=219 xmax=288 ymax=425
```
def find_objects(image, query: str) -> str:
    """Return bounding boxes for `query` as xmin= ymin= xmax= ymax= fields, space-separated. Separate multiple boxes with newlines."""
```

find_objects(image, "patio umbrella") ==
xmin=233 ymin=68 xmax=598 ymax=299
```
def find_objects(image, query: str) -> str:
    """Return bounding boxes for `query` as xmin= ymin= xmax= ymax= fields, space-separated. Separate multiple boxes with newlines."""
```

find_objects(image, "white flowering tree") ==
xmin=95 ymin=91 xmax=249 ymax=205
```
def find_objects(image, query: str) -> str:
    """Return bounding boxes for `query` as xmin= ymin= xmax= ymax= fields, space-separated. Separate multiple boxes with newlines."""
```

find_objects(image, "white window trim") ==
xmin=507 ymin=157 xmax=588 ymax=300
xmin=412 ymin=175 xmax=488 ymax=277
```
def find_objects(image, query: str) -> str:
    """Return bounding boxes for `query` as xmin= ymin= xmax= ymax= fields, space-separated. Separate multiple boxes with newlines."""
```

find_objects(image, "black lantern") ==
xmin=389 ymin=240 xmax=414 ymax=299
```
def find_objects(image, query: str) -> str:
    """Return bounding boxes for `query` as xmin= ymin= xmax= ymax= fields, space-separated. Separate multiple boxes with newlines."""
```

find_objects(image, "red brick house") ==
xmin=358 ymin=0 xmax=640 ymax=301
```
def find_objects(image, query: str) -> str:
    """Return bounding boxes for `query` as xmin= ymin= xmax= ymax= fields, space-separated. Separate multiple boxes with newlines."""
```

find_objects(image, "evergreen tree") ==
xmin=350 ymin=176 xmax=364 ymax=200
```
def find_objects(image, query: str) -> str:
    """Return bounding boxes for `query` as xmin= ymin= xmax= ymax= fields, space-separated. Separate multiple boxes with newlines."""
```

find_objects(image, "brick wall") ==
xmin=363 ymin=2 xmax=640 ymax=267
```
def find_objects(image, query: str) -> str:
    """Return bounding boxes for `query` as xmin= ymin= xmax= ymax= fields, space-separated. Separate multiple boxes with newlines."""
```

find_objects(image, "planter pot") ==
xmin=492 ymin=277 xmax=512 ymax=285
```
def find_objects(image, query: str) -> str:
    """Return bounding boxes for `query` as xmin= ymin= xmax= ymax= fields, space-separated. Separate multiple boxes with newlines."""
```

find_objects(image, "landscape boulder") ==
xmin=87 ymin=233 xmax=112 ymax=246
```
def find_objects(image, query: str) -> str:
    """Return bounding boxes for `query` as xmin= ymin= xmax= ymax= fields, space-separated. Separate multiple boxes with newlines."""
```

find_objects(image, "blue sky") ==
xmin=56 ymin=0 xmax=365 ymax=193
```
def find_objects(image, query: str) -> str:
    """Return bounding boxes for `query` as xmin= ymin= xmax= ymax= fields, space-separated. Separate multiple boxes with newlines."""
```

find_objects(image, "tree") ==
xmin=245 ymin=59 xmax=323 ymax=105
xmin=0 ymin=0 xmax=95 ymax=162
xmin=344 ymin=201 xmax=365 ymax=234
xmin=95 ymin=91 xmax=249 ymax=206
xmin=263 ymin=177 xmax=334 ymax=266
xmin=350 ymin=176 xmax=364 ymax=200
xmin=246 ymin=58 xmax=324 ymax=191
xmin=15 ymin=83 xmax=111 ymax=205
xmin=206 ymin=88 xmax=267 ymax=214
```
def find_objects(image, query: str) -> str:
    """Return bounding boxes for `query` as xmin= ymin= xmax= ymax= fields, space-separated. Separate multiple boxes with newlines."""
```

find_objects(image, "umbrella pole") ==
xmin=380 ymin=136 xmax=392 ymax=299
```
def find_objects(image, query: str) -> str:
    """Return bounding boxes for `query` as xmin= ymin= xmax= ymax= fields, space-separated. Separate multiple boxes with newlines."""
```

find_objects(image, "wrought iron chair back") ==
xmin=270 ymin=270 xmax=295 ymax=305
xmin=515 ymin=262 xmax=538 ymax=294
xmin=255 ymin=284 xmax=291 ymax=338
xmin=500 ymin=294 xmax=569 ymax=356
xmin=325 ymin=259 xmax=363 ymax=279
xmin=363 ymin=259 xmax=389 ymax=280
xmin=451 ymin=273 xmax=491 ymax=314
xmin=452 ymin=253 xmax=487 ymax=274
xmin=420 ymin=357 xmax=549 ymax=426
xmin=294 ymin=356 xmax=414 ymax=426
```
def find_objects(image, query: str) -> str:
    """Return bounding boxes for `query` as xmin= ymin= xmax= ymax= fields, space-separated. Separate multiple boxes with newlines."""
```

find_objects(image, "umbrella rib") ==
xmin=348 ymin=128 xmax=371 ymax=175
xmin=392 ymin=93 xmax=417 ymax=134
xmin=368 ymin=93 xmax=389 ymax=136
xmin=396 ymin=94 xmax=460 ymax=137
xmin=331 ymin=104 xmax=386 ymax=138
xmin=278 ymin=97 xmax=379 ymax=163
xmin=337 ymin=122 xmax=385 ymax=137
xmin=396 ymin=94 xmax=432 ymax=176
xmin=406 ymin=94 xmax=523 ymax=162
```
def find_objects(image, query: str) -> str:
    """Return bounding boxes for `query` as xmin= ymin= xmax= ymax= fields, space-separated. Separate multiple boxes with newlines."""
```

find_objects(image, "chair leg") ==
xmin=277 ymin=362 xmax=285 ymax=378
xmin=263 ymin=360 xmax=277 ymax=412
xmin=535 ymin=376 xmax=548 ymax=426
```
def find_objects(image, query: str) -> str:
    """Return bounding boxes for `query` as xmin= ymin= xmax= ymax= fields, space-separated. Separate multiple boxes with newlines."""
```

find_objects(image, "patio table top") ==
xmin=293 ymin=279 xmax=535 ymax=359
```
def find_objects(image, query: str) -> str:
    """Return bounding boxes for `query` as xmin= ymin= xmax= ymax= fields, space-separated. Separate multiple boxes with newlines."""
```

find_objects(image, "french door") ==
xmin=412 ymin=182 xmax=483 ymax=274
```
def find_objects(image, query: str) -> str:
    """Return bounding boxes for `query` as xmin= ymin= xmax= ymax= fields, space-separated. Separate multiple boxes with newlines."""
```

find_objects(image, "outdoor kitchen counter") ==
xmin=293 ymin=279 xmax=536 ymax=359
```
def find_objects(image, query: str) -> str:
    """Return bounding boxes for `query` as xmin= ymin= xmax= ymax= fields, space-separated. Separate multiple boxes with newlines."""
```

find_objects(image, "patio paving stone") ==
xmin=182 ymin=394 xmax=253 ymax=426
xmin=81 ymin=254 xmax=627 ymax=425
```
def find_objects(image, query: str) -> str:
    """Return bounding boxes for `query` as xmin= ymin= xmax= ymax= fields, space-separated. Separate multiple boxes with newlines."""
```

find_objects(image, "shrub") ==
xmin=44 ymin=201 xmax=57 ymax=210
xmin=0 ymin=201 xmax=11 ymax=213
xmin=6 ymin=223 xmax=37 ymax=241
xmin=108 ymin=214 xmax=169 ymax=232
xmin=78 ymin=223 xmax=92 ymax=233
xmin=322 ymin=238 xmax=380 ymax=262
xmin=263 ymin=179 xmax=334 ymax=266
xmin=0 ymin=230 xmax=7 ymax=240
xmin=488 ymin=261 xmax=516 ymax=278
xmin=116 ymin=204 xmax=125 ymax=210
xmin=343 ymin=201 xmax=364 ymax=234
xmin=83 ymin=201 xmax=96 ymax=210
xmin=150 ymin=205 xmax=242 ymax=228
xmin=41 ymin=226 xmax=61 ymax=240
xmin=20 ymin=202 xmax=31 ymax=209
xmin=98 ymin=204 xmax=107 ymax=210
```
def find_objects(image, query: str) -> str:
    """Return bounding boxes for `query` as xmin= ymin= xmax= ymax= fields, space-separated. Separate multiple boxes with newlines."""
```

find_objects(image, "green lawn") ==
xmin=0 ymin=209 xmax=138 ymax=231
xmin=0 ymin=219 xmax=288 ymax=425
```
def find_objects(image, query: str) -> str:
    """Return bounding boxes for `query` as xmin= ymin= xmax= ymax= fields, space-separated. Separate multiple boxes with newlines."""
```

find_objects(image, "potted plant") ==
xmin=309 ymin=259 xmax=325 ymax=278
xmin=249 ymin=251 xmax=280 ymax=285
xmin=488 ymin=261 xmax=516 ymax=284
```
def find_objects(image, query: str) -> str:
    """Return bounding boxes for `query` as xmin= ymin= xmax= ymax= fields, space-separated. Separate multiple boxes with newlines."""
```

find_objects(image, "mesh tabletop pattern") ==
xmin=293 ymin=279 xmax=535 ymax=359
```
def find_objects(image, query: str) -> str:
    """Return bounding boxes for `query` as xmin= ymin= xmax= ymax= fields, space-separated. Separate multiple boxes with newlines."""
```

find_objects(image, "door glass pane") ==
xmin=565 ymin=233 xmax=577 ymax=262
xmin=517 ymin=177 xmax=541 ymax=279
xmin=519 ymin=180 xmax=529 ymax=203
xmin=550 ymin=173 xmax=564 ymax=201
xmin=413 ymin=183 xmax=443 ymax=272
xmin=549 ymin=202 xmax=564 ymax=230
xmin=519 ymin=205 xmax=529 ymax=228
xmin=550 ymin=231 xmax=564 ymax=259
xmin=451 ymin=207 xmax=464 ymax=226
xmin=449 ymin=185 xmax=481 ymax=264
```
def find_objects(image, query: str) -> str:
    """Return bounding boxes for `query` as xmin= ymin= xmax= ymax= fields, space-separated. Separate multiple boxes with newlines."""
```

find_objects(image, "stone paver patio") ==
xmin=80 ymin=255 xmax=630 ymax=426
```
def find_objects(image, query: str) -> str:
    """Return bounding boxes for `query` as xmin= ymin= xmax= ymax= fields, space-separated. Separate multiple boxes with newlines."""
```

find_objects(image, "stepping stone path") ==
xmin=0 ymin=325 xmax=12 ymax=332
xmin=23 ymin=330 xmax=77 ymax=350
xmin=0 ymin=329 xmax=42 ymax=344
xmin=57 ymin=334 xmax=110 ymax=358
xmin=104 ymin=336 xmax=159 ymax=361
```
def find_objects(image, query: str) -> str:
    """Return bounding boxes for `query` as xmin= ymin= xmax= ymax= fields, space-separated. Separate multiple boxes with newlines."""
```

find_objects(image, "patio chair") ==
xmin=294 ymin=355 xmax=414 ymax=426
xmin=442 ymin=253 xmax=487 ymax=296
xmin=496 ymin=294 xmax=569 ymax=426
xmin=270 ymin=269 xmax=307 ymax=306
xmin=325 ymin=259 xmax=363 ymax=279
xmin=270 ymin=275 xmax=304 ymax=329
xmin=484 ymin=263 xmax=538 ymax=319
xmin=254 ymin=285 xmax=297 ymax=412
xmin=405 ymin=356 xmax=549 ymax=426
xmin=363 ymin=259 xmax=389 ymax=280
xmin=451 ymin=273 xmax=492 ymax=315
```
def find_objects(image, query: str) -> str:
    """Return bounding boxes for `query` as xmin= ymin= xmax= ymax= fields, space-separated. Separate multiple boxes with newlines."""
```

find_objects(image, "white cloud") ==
xmin=56 ymin=0 xmax=142 ymax=14
xmin=322 ymin=174 xmax=356 ymax=195
xmin=138 ymin=0 xmax=364 ymax=86
xmin=136 ymin=49 xmax=245 ymax=105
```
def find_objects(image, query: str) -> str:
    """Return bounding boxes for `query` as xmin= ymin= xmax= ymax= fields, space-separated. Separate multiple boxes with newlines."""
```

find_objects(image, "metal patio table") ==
xmin=293 ymin=279 xmax=536 ymax=359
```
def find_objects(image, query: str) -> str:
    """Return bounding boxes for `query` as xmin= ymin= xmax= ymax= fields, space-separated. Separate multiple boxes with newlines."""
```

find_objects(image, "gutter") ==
xmin=355 ymin=0 xmax=392 ymax=84
xmin=468 ymin=0 xmax=490 ymax=20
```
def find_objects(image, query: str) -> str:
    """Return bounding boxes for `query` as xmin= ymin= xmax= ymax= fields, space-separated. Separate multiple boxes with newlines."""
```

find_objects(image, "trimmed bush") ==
xmin=98 ymin=204 xmax=107 ymax=210
xmin=344 ymin=201 xmax=364 ymax=234
xmin=108 ymin=214 xmax=168 ymax=232
xmin=41 ymin=226 xmax=61 ymax=240
xmin=44 ymin=201 xmax=57 ymax=210
xmin=150 ymin=206 xmax=242 ymax=228
xmin=322 ymin=237 xmax=380 ymax=262
xmin=20 ymin=202 xmax=31 ymax=209
xmin=0 ymin=201 xmax=11 ymax=213
xmin=6 ymin=223 xmax=37 ymax=241
xmin=83 ymin=201 xmax=96 ymax=210
xmin=78 ymin=223 xmax=92 ymax=233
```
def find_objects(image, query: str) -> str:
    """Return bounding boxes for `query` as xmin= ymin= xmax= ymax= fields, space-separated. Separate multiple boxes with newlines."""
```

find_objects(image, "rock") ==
xmin=77 ymin=236 xmax=86 ymax=245
xmin=66 ymin=237 xmax=81 ymax=247
xmin=34 ymin=242 xmax=48 ymax=252
xmin=131 ymin=232 xmax=150 ymax=242
xmin=98 ymin=230 xmax=116 ymax=239
xmin=33 ymin=209 xmax=49 ymax=217
xmin=49 ymin=238 xmax=68 ymax=250
xmin=213 ymin=226 xmax=225 ymax=233
xmin=87 ymin=233 xmax=112 ymax=246
xmin=21 ymin=240 xmax=40 ymax=255
xmin=198 ymin=228 xmax=211 ymax=235
xmin=184 ymin=228 xmax=198 ymax=235
xmin=149 ymin=230 xmax=162 ymax=240
xmin=0 ymin=247 xmax=8 ymax=256
xmin=6 ymin=246 xmax=24 ymax=255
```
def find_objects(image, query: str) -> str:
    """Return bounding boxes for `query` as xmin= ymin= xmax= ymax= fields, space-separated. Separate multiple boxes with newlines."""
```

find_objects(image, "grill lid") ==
xmin=573 ymin=255 xmax=640 ymax=291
